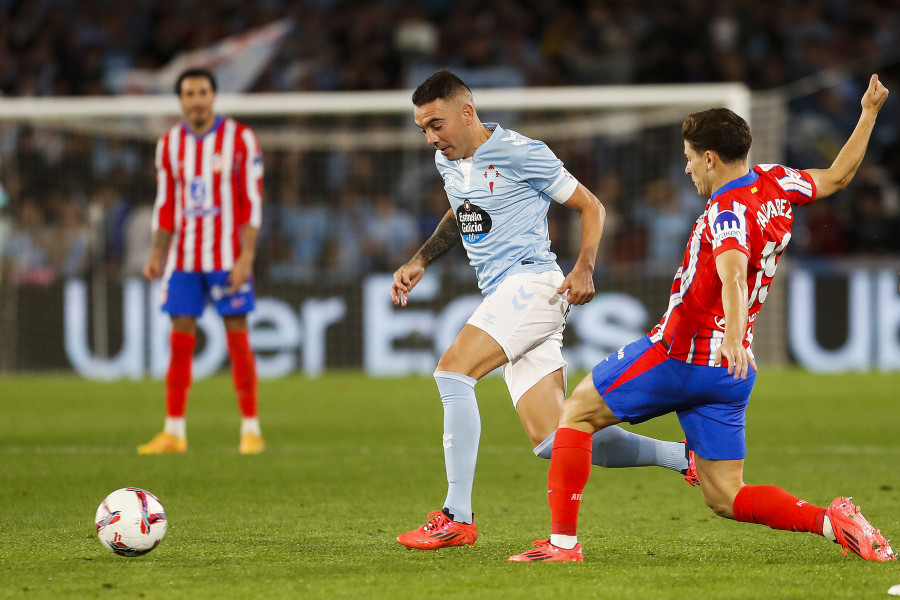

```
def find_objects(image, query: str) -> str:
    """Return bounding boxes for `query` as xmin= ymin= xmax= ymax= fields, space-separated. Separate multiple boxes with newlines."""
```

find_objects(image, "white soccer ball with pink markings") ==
xmin=95 ymin=488 xmax=167 ymax=556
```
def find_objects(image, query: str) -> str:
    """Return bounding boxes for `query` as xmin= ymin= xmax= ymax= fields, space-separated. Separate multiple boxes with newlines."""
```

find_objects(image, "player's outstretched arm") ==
xmin=557 ymin=183 xmax=605 ymax=306
xmin=807 ymin=74 xmax=889 ymax=200
xmin=391 ymin=209 xmax=460 ymax=306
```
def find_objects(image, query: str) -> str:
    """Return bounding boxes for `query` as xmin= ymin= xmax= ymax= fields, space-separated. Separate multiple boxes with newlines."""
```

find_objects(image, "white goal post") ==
xmin=0 ymin=84 xmax=755 ymax=153
xmin=0 ymin=83 xmax=751 ymax=118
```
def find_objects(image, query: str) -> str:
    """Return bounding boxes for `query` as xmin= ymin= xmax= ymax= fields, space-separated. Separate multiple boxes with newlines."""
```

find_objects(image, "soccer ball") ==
xmin=95 ymin=487 xmax=167 ymax=556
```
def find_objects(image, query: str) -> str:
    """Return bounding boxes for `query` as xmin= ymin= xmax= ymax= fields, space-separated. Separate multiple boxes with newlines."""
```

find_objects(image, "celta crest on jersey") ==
xmin=457 ymin=199 xmax=492 ymax=243
xmin=484 ymin=164 xmax=499 ymax=193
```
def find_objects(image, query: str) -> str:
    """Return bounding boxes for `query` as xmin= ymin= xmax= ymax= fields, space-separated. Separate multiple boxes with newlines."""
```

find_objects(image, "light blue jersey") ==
xmin=435 ymin=123 xmax=578 ymax=296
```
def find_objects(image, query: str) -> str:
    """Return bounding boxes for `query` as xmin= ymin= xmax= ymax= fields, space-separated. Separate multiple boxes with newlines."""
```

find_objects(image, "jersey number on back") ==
xmin=748 ymin=233 xmax=791 ymax=306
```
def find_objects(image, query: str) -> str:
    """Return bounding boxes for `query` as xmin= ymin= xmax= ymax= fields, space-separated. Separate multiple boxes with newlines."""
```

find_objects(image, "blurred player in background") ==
xmin=138 ymin=67 xmax=265 ymax=456
xmin=393 ymin=70 xmax=696 ymax=551
xmin=510 ymin=75 xmax=894 ymax=562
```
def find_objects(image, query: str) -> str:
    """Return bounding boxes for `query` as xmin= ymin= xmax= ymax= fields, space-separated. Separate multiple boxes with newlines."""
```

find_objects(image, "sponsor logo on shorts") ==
xmin=210 ymin=282 xmax=251 ymax=302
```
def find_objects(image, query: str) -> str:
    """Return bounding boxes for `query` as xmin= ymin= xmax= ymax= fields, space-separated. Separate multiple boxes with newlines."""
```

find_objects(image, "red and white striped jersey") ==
xmin=649 ymin=164 xmax=816 ymax=365
xmin=152 ymin=116 xmax=263 ymax=273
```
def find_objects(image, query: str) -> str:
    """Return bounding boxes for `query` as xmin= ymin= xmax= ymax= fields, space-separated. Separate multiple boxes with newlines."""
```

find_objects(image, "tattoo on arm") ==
xmin=413 ymin=211 xmax=460 ymax=266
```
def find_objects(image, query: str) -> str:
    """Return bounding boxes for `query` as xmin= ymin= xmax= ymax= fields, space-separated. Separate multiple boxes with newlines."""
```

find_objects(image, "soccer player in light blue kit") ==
xmin=393 ymin=70 xmax=694 ymax=550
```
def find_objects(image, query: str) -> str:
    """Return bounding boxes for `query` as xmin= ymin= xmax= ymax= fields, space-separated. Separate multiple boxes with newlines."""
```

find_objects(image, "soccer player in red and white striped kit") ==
xmin=511 ymin=74 xmax=894 ymax=562
xmin=138 ymin=68 xmax=265 ymax=455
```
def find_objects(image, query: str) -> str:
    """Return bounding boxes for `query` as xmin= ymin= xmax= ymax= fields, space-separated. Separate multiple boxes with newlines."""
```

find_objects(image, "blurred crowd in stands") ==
xmin=1 ymin=0 xmax=899 ymax=288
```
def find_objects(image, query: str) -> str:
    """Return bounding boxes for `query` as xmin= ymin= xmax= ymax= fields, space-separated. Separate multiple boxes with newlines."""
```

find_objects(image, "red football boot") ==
xmin=827 ymin=497 xmax=895 ymax=562
xmin=397 ymin=509 xmax=477 ymax=550
xmin=509 ymin=539 xmax=584 ymax=562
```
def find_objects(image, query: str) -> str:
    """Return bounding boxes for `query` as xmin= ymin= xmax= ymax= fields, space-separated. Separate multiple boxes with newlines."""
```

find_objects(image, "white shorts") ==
xmin=467 ymin=270 xmax=569 ymax=407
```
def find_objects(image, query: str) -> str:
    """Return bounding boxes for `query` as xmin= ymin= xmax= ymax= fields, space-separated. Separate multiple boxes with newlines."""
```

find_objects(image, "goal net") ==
xmin=0 ymin=83 xmax=790 ymax=378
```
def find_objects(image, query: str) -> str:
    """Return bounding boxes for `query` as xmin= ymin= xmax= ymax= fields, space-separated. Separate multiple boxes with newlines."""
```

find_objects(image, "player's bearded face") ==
xmin=414 ymin=98 xmax=469 ymax=161
xmin=179 ymin=77 xmax=216 ymax=132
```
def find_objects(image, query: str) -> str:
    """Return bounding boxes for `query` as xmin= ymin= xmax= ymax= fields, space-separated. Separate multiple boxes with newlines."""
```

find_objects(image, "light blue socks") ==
xmin=535 ymin=426 xmax=688 ymax=472
xmin=434 ymin=371 xmax=480 ymax=525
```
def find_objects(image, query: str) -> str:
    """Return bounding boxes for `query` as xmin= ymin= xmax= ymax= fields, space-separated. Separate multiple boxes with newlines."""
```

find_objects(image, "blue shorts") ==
xmin=161 ymin=271 xmax=255 ymax=317
xmin=592 ymin=336 xmax=756 ymax=460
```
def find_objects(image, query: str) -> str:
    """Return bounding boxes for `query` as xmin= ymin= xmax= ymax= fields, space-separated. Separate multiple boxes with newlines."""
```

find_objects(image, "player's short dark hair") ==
xmin=412 ymin=69 xmax=472 ymax=107
xmin=682 ymin=108 xmax=752 ymax=164
xmin=175 ymin=68 xmax=217 ymax=96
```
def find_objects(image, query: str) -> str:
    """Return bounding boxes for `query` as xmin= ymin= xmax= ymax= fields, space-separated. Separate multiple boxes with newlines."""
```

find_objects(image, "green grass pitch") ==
xmin=1 ymin=369 xmax=898 ymax=599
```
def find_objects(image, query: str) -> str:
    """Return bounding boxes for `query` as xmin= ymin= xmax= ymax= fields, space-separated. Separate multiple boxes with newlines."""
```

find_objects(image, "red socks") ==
xmin=165 ymin=330 xmax=196 ymax=418
xmin=546 ymin=432 xmax=827 ymax=541
xmin=548 ymin=428 xmax=593 ymax=536
xmin=733 ymin=484 xmax=825 ymax=534
xmin=227 ymin=329 xmax=258 ymax=418
xmin=164 ymin=329 xmax=257 ymax=420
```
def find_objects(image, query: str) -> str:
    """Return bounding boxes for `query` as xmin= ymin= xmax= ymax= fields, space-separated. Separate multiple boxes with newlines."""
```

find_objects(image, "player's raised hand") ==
xmin=391 ymin=260 xmax=426 ymax=307
xmin=862 ymin=74 xmax=889 ymax=113
xmin=557 ymin=264 xmax=595 ymax=306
